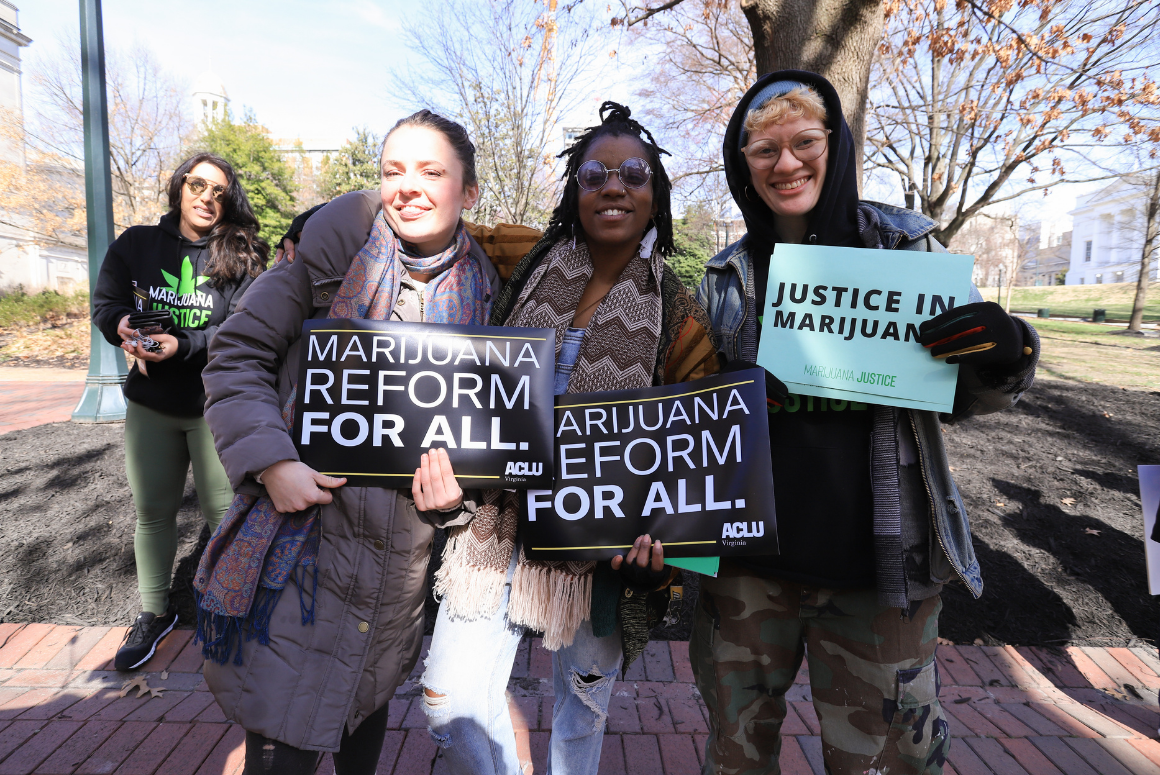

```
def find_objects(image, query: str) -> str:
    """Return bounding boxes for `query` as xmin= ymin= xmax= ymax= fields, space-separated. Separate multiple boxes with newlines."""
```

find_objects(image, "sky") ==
xmin=15 ymin=0 xmax=1085 ymax=223
xmin=17 ymin=0 xmax=638 ymax=148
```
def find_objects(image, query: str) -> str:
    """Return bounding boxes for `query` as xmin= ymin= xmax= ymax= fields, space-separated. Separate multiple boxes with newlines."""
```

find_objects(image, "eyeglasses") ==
xmin=575 ymin=157 xmax=652 ymax=192
xmin=741 ymin=129 xmax=831 ymax=169
xmin=183 ymin=174 xmax=227 ymax=202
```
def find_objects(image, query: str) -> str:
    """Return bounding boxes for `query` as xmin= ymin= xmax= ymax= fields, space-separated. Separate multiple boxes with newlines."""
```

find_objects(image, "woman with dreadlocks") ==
xmin=419 ymin=102 xmax=719 ymax=775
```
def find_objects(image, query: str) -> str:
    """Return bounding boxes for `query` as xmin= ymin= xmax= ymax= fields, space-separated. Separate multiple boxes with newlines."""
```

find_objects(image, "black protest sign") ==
xmin=521 ymin=369 xmax=778 ymax=561
xmin=292 ymin=319 xmax=555 ymax=488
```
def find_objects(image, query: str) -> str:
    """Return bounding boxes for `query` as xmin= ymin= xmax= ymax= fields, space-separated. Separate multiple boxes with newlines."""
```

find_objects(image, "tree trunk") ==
xmin=1128 ymin=169 xmax=1160 ymax=333
xmin=740 ymin=0 xmax=884 ymax=188
xmin=1004 ymin=265 xmax=1014 ymax=313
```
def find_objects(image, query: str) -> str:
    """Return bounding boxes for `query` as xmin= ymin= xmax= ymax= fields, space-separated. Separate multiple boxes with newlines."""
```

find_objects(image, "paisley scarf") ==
xmin=195 ymin=213 xmax=488 ymax=664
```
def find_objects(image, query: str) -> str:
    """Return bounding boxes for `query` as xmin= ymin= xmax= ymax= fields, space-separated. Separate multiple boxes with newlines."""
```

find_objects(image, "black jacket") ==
xmin=93 ymin=212 xmax=258 ymax=416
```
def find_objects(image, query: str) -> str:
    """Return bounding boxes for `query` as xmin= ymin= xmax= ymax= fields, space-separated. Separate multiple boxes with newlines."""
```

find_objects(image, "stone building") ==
xmin=1017 ymin=219 xmax=1072 ymax=287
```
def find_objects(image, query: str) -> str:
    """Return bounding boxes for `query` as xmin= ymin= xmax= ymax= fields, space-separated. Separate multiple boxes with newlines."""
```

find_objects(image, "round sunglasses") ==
xmin=741 ymin=129 xmax=831 ymax=169
xmin=183 ymin=174 xmax=227 ymax=202
xmin=576 ymin=157 xmax=652 ymax=192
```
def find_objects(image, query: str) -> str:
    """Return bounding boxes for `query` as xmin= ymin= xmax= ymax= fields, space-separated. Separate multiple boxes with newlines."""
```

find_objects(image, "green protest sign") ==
xmin=756 ymin=244 xmax=975 ymax=413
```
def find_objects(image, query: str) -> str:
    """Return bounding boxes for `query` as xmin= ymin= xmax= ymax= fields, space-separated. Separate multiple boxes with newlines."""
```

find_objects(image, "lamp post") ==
xmin=72 ymin=0 xmax=127 ymax=423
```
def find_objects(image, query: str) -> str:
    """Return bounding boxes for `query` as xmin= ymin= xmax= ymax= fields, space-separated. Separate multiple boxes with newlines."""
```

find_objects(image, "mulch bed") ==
xmin=0 ymin=378 xmax=1156 ymax=646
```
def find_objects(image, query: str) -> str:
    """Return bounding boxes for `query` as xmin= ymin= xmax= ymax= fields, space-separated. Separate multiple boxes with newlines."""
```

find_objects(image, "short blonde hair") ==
xmin=744 ymin=87 xmax=828 ymax=135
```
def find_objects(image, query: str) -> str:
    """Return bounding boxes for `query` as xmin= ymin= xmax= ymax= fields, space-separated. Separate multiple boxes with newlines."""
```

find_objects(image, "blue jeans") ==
xmin=421 ymin=547 xmax=623 ymax=775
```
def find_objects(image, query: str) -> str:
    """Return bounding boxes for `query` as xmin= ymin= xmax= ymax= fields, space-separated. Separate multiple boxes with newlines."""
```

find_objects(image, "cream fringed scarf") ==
xmin=435 ymin=233 xmax=664 ymax=650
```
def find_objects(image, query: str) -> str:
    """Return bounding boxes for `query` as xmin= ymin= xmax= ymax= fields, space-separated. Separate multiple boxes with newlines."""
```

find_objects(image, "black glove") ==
xmin=618 ymin=559 xmax=672 ymax=595
xmin=918 ymin=302 xmax=1029 ymax=366
xmin=720 ymin=358 xmax=790 ymax=407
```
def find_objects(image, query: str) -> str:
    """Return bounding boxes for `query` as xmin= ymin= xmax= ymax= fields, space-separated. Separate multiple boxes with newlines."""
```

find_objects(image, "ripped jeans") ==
xmin=421 ymin=546 xmax=622 ymax=775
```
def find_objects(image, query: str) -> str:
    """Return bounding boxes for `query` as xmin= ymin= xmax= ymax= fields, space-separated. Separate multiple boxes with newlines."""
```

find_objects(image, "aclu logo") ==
xmin=721 ymin=521 xmax=765 ymax=539
xmin=504 ymin=461 xmax=543 ymax=477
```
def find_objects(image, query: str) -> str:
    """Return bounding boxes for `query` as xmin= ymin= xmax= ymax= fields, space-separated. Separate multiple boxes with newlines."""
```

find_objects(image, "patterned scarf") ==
xmin=195 ymin=213 xmax=488 ymax=665
xmin=435 ymin=235 xmax=663 ymax=650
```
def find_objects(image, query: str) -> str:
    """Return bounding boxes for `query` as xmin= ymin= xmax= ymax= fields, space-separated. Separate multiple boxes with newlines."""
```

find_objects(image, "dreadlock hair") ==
xmin=544 ymin=101 xmax=675 ymax=256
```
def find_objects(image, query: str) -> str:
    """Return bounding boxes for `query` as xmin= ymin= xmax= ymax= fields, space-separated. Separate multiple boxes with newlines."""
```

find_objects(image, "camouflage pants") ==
xmin=690 ymin=562 xmax=949 ymax=775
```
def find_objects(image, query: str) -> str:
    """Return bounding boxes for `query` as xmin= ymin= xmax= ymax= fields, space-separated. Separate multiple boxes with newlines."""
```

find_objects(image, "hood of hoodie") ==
xmin=159 ymin=210 xmax=210 ymax=249
xmin=723 ymin=69 xmax=861 ymax=254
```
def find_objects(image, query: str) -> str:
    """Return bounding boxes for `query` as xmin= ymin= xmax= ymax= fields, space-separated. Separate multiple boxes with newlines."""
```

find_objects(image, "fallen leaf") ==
xmin=996 ymin=502 xmax=1006 ymax=507
xmin=1061 ymin=497 xmax=1076 ymax=506
xmin=973 ymin=638 xmax=984 ymax=646
xmin=948 ymin=466 xmax=956 ymax=471
xmin=1084 ymin=528 xmax=1101 ymax=536
xmin=160 ymin=671 xmax=168 ymax=680
xmin=119 ymin=675 xmax=162 ymax=699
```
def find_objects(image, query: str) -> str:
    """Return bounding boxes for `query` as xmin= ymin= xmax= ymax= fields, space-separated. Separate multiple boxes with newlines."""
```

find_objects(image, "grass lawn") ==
xmin=979 ymin=281 xmax=1160 ymax=323
xmin=1025 ymin=317 xmax=1160 ymax=390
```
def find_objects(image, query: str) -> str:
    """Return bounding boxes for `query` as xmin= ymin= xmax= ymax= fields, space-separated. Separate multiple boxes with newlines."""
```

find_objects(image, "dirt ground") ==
xmin=0 ymin=320 xmax=91 ymax=369
xmin=0 ymin=377 xmax=1155 ymax=646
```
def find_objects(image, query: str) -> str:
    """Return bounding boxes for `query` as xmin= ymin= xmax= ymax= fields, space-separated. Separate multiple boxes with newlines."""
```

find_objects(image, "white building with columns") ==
xmin=192 ymin=73 xmax=229 ymax=125
xmin=0 ymin=0 xmax=30 ymax=163
xmin=1066 ymin=176 xmax=1159 ymax=286
xmin=0 ymin=3 xmax=88 ymax=294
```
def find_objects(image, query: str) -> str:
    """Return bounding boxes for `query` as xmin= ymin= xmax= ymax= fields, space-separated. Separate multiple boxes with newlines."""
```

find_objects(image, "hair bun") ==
xmin=598 ymin=101 xmax=632 ymax=123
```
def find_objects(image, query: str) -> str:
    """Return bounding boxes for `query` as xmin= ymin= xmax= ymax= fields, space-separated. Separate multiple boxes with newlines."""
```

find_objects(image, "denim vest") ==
xmin=696 ymin=202 xmax=1039 ymax=600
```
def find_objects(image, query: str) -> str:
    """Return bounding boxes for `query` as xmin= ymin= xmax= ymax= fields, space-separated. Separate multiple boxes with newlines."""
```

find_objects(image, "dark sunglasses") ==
xmin=576 ymin=157 xmax=652 ymax=192
xmin=183 ymin=174 xmax=227 ymax=202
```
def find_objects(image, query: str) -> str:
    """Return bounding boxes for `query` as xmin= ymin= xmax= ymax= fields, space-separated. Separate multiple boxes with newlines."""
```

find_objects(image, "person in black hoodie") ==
xmin=692 ymin=72 xmax=1039 ymax=774
xmin=93 ymin=152 xmax=266 ymax=671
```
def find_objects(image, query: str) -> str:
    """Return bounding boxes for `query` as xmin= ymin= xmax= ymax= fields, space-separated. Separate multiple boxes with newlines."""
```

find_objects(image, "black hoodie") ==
xmin=725 ymin=70 xmax=876 ymax=588
xmin=93 ymin=212 xmax=257 ymax=417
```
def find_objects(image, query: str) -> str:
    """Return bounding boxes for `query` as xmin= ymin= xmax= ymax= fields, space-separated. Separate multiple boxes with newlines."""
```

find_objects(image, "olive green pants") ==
xmin=125 ymin=400 xmax=233 ymax=615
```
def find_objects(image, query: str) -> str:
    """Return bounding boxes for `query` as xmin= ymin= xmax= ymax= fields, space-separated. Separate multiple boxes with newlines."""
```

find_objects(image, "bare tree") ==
xmin=867 ymin=0 xmax=1160 ymax=245
xmin=950 ymin=209 xmax=1026 ymax=310
xmin=401 ymin=0 xmax=602 ymax=229
xmin=612 ymin=0 xmax=886 ymax=178
xmin=0 ymin=108 xmax=86 ymax=249
xmin=627 ymin=0 xmax=755 ymax=192
xmin=1127 ymin=168 xmax=1160 ymax=331
xmin=25 ymin=37 xmax=191 ymax=233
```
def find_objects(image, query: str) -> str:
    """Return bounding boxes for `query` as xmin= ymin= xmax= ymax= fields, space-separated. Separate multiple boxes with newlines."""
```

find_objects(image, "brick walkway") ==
xmin=0 ymin=625 xmax=1157 ymax=774
xmin=0 ymin=370 xmax=86 ymax=435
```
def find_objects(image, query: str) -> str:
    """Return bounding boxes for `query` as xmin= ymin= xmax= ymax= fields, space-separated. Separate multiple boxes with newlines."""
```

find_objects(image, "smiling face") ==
xmin=576 ymin=134 xmax=657 ymax=257
xmin=745 ymin=115 xmax=829 ymax=225
xmin=380 ymin=125 xmax=479 ymax=256
xmin=179 ymin=161 xmax=228 ymax=239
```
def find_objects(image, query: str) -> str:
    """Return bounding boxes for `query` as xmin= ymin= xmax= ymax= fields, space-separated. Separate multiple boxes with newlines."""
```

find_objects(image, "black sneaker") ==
xmin=114 ymin=605 xmax=178 ymax=671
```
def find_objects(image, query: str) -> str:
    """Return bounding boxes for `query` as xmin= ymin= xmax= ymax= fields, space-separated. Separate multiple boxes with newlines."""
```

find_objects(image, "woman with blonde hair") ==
xmin=693 ymin=70 xmax=1039 ymax=775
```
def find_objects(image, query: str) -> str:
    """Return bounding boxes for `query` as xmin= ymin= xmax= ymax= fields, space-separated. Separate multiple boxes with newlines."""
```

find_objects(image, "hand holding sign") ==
xmin=612 ymin=534 xmax=670 ymax=594
xmin=412 ymin=448 xmax=464 ymax=512
xmin=263 ymin=460 xmax=347 ymax=513
xmin=919 ymin=301 xmax=1029 ymax=366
